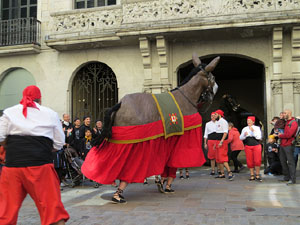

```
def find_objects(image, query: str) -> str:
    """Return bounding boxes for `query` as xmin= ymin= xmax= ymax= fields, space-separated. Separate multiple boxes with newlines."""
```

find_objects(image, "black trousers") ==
xmin=231 ymin=150 xmax=243 ymax=170
xmin=279 ymin=145 xmax=296 ymax=182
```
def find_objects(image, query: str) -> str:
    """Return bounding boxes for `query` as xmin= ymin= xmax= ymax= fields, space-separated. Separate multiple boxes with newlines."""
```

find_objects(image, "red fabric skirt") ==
xmin=82 ymin=113 xmax=205 ymax=184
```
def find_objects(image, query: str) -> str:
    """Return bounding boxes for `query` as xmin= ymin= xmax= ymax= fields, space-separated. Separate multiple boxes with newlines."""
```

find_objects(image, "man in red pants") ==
xmin=0 ymin=85 xmax=69 ymax=225
xmin=214 ymin=110 xmax=234 ymax=181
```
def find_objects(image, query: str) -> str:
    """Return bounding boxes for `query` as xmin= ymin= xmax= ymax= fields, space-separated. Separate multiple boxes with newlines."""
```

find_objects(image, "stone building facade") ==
xmin=0 ymin=0 xmax=300 ymax=132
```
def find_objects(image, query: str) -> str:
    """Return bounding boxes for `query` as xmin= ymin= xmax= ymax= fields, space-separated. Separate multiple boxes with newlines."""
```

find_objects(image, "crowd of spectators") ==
xmin=54 ymin=114 xmax=103 ymax=188
xmin=203 ymin=109 xmax=300 ymax=185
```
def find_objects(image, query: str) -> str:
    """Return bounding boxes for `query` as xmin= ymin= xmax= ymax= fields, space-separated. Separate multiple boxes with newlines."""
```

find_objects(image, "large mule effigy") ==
xmin=81 ymin=53 xmax=220 ymax=202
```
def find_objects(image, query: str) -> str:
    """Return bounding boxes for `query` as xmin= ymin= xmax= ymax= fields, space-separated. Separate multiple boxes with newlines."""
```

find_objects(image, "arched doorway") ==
xmin=0 ymin=68 xmax=36 ymax=115
xmin=178 ymin=55 xmax=265 ymax=129
xmin=72 ymin=62 xmax=118 ymax=123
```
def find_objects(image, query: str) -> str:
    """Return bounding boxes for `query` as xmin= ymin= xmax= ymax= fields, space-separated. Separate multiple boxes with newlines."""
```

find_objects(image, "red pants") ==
xmin=244 ymin=145 xmax=262 ymax=168
xmin=161 ymin=166 xmax=177 ymax=178
xmin=0 ymin=164 xmax=69 ymax=225
xmin=207 ymin=140 xmax=217 ymax=160
xmin=215 ymin=140 xmax=228 ymax=163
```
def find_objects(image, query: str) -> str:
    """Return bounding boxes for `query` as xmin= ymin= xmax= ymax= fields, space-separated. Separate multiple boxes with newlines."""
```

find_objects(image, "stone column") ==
xmin=291 ymin=26 xmax=300 ymax=115
xmin=292 ymin=26 xmax=300 ymax=76
xmin=139 ymin=37 xmax=152 ymax=93
xmin=294 ymin=82 xmax=300 ymax=117
xmin=156 ymin=36 xmax=172 ymax=93
xmin=272 ymin=27 xmax=283 ymax=77
xmin=271 ymin=81 xmax=283 ymax=116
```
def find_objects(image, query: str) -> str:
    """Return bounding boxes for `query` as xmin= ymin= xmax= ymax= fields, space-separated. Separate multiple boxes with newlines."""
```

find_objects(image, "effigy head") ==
xmin=192 ymin=53 xmax=220 ymax=113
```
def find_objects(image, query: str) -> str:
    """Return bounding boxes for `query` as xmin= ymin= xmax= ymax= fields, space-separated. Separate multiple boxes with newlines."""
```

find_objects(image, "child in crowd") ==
xmin=274 ymin=112 xmax=285 ymax=134
xmin=80 ymin=129 xmax=93 ymax=160
xmin=264 ymin=135 xmax=282 ymax=175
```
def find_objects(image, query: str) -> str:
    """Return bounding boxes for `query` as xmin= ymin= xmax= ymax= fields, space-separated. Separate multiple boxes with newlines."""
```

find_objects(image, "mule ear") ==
xmin=205 ymin=56 xmax=220 ymax=72
xmin=192 ymin=53 xmax=201 ymax=67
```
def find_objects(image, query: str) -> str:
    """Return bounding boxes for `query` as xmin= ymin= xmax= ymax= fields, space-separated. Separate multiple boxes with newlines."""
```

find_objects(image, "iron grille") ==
xmin=72 ymin=62 xmax=118 ymax=123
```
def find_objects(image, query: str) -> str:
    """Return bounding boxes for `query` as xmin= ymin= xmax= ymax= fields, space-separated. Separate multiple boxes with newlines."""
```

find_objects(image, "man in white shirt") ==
xmin=214 ymin=110 xmax=234 ymax=180
xmin=204 ymin=111 xmax=217 ymax=175
xmin=0 ymin=85 xmax=69 ymax=225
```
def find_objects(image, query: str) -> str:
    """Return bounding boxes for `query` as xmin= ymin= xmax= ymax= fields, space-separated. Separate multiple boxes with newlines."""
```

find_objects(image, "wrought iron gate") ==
xmin=72 ymin=62 xmax=118 ymax=123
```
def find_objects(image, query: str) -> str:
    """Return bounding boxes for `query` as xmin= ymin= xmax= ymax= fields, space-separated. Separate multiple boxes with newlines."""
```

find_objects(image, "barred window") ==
xmin=1 ymin=0 xmax=37 ymax=20
xmin=75 ymin=0 xmax=117 ymax=9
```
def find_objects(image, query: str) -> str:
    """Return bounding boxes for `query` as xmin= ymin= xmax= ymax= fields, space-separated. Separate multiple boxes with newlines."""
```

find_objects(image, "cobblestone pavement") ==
xmin=17 ymin=167 xmax=300 ymax=225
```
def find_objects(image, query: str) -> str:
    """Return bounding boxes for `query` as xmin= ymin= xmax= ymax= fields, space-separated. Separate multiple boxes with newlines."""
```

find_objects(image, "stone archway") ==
xmin=0 ymin=68 xmax=36 ymax=115
xmin=71 ymin=61 xmax=118 ymax=123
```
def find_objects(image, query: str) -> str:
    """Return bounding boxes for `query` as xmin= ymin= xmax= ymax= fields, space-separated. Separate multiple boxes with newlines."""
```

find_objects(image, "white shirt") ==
xmin=240 ymin=125 xmax=262 ymax=141
xmin=204 ymin=120 xmax=217 ymax=138
xmin=215 ymin=117 xmax=228 ymax=134
xmin=0 ymin=103 xmax=65 ymax=150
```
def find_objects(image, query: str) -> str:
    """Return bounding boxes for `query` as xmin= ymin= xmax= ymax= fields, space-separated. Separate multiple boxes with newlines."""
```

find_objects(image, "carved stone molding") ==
xmin=122 ymin=0 xmax=300 ymax=24
xmin=294 ymin=82 xmax=300 ymax=94
xmin=271 ymin=81 xmax=283 ymax=95
xmin=51 ymin=8 xmax=123 ymax=33
xmin=49 ymin=0 xmax=300 ymax=35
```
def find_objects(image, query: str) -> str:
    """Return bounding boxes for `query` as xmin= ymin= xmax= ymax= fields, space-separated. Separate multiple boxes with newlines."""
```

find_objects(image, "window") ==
xmin=75 ymin=0 xmax=117 ymax=9
xmin=1 ymin=0 xmax=37 ymax=20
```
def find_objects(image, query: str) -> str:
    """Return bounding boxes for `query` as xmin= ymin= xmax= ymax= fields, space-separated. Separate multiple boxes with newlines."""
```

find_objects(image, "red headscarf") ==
xmin=215 ymin=109 xmax=224 ymax=117
xmin=19 ymin=85 xmax=41 ymax=118
xmin=247 ymin=116 xmax=255 ymax=123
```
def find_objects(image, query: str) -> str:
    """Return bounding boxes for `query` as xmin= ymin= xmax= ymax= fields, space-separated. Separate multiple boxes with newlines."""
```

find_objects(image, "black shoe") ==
xmin=228 ymin=172 xmax=234 ymax=181
xmin=179 ymin=175 xmax=184 ymax=179
xmin=143 ymin=179 xmax=148 ymax=185
xmin=157 ymin=182 xmax=165 ymax=193
xmin=286 ymin=180 xmax=296 ymax=186
xmin=165 ymin=188 xmax=175 ymax=193
xmin=165 ymin=185 xmax=175 ymax=193
xmin=215 ymin=174 xmax=225 ymax=178
xmin=255 ymin=176 xmax=262 ymax=182
xmin=249 ymin=175 xmax=255 ymax=181
xmin=111 ymin=196 xmax=127 ymax=204
xmin=232 ymin=170 xmax=239 ymax=173
xmin=210 ymin=171 xmax=215 ymax=176
xmin=186 ymin=175 xmax=190 ymax=179
xmin=278 ymin=179 xmax=289 ymax=182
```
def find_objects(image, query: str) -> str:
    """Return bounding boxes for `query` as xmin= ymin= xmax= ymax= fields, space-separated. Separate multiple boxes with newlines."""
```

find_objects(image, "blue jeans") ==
xmin=294 ymin=146 xmax=300 ymax=168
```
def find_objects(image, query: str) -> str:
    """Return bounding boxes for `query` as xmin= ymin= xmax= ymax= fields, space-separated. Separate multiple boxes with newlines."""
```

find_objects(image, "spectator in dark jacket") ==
xmin=79 ymin=116 xmax=92 ymax=139
xmin=68 ymin=118 xmax=81 ymax=154
xmin=275 ymin=109 xmax=298 ymax=185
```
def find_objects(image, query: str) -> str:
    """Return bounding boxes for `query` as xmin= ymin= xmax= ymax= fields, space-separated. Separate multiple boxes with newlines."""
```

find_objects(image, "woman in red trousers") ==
xmin=240 ymin=116 xmax=262 ymax=181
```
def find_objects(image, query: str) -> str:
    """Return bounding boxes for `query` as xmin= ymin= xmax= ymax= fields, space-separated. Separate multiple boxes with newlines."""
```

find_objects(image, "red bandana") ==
xmin=215 ymin=109 xmax=224 ymax=117
xmin=247 ymin=116 xmax=255 ymax=123
xmin=19 ymin=85 xmax=41 ymax=118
